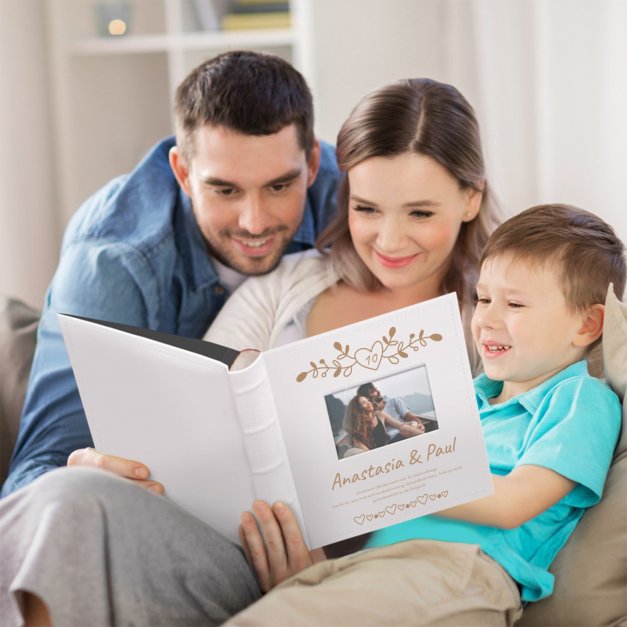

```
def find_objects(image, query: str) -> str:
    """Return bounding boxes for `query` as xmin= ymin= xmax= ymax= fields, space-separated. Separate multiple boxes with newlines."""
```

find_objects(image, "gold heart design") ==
xmin=354 ymin=514 xmax=365 ymax=525
xmin=354 ymin=341 xmax=384 ymax=371
xmin=417 ymin=495 xmax=428 ymax=505
xmin=366 ymin=514 xmax=374 ymax=521
xmin=378 ymin=511 xmax=386 ymax=518
xmin=410 ymin=499 xmax=418 ymax=507
xmin=386 ymin=505 xmax=397 ymax=515
xmin=441 ymin=490 xmax=448 ymax=497
xmin=429 ymin=494 xmax=437 ymax=501
xmin=398 ymin=504 xmax=405 ymax=511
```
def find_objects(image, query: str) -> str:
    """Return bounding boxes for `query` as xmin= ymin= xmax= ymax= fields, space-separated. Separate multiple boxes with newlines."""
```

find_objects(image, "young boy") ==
xmin=227 ymin=204 xmax=625 ymax=626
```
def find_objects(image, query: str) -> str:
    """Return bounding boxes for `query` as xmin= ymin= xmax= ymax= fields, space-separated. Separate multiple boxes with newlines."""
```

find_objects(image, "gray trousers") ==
xmin=0 ymin=467 xmax=261 ymax=627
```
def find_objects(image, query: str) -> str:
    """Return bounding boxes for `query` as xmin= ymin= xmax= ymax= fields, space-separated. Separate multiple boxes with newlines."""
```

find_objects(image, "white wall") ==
xmin=1 ymin=0 xmax=626 ymax=307
xmin=307 ymin=0 xmax=444 ymax=144
xmin=307 ymin=0 xmax=627 ymax=254
xmin=0 ymin=0 xmax=60 ymax=307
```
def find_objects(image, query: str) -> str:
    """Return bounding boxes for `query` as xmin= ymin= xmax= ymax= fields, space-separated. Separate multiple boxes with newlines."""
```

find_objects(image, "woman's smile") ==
xmin=374 ymin=250 xmax=422 ymax=268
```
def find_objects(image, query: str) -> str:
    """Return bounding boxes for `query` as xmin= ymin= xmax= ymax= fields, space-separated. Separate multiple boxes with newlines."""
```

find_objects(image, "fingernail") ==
xmin=148 ymin=484 xmax=163 ymax=494
xmin=134 ymin=466 xmax=148 ymax=479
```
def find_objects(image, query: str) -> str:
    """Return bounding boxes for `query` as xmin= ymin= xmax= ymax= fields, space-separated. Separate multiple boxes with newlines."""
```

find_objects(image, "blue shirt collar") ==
xmin=177 ymin=191 xmax=220 ymax=292
xmin=293 ymin=194 xmax=316 ymax=246
xmin=475 ymin=360 xmax=590 ymax=412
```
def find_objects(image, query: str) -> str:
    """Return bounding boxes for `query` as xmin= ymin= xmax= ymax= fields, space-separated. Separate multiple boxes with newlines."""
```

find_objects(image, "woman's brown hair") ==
xmin=343 ymin=396 xmax=375 ymax=449
xmin=317 ymin=78 xmax=501 ymax=307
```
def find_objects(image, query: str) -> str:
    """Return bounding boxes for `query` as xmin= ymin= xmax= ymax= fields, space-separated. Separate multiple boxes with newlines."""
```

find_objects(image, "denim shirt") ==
xmin=2 ymin=136 xmax=340 ymax=496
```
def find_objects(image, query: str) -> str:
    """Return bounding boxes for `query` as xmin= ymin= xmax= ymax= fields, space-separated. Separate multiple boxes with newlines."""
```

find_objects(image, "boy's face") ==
xmin=471 ymin=254 xmax=588 ymax=398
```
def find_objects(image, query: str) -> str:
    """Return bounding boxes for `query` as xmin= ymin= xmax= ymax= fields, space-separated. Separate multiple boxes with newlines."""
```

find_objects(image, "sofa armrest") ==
xmin=0 ymin=296 xmax=39 ymax=485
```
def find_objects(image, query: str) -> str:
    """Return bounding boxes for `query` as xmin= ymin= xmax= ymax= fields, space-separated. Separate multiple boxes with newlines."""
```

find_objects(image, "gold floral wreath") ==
xmin=296 ymin=326 xmax=442 ymax=382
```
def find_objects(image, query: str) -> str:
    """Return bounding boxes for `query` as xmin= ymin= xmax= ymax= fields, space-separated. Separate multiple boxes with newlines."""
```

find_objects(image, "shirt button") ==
xmin=213 ymin=285 xmax=225 ymax=295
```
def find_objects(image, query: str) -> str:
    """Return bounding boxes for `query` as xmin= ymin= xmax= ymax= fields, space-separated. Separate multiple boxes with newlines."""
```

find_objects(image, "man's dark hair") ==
xmin=356 ymin=383 xmax=376 ymax=398
xmin=174 ymin=50 xmax=314 ymax=160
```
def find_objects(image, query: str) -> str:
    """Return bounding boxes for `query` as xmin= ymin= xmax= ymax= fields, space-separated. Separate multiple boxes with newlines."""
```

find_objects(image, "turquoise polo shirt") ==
xmin=366 ymin=361 xmax=621 ymax=602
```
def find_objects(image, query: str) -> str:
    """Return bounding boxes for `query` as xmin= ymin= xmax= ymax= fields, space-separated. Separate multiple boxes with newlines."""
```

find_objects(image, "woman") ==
xmin=339 ymin=393 xmax=423 ymax=457
xmin=339 ymin=395 xmax=388 ymax=457
xmin=6 ymin=78 xmax=501 ymax=627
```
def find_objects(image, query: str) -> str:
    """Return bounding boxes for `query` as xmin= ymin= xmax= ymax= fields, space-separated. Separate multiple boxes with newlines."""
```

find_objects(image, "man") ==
xmin=1 ymin=50 xmax=339 ymax=497
xmin=356 ymin=382 xmax=427 ymax=440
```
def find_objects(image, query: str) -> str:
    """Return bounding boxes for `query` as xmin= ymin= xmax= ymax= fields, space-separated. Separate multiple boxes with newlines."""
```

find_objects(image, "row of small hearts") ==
xmin=353 ymin=491 xmax=449 ymax=525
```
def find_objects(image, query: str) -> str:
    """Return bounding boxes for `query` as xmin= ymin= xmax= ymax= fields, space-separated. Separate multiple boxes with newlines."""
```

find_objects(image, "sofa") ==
xmin=0 ymin=292 xmax=625 ymax=626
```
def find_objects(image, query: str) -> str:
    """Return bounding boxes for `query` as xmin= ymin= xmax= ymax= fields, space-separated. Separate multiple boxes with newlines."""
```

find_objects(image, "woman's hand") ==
xmin=67 ymin=448 xmax=164 ymax=494
xmin=239 ymin=500 xmax=324 ymax=592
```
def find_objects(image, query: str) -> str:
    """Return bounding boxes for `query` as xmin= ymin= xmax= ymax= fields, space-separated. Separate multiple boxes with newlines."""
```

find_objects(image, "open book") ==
xmin=59 ymin=293 xmax=492 ymax=548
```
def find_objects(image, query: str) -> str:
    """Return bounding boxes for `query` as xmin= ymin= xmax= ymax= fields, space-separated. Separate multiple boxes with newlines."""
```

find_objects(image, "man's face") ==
xmin=170 ymin=124 xmax=320 ymax=276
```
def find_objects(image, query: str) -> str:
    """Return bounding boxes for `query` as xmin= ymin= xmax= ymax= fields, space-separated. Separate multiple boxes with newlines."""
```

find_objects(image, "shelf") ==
xmin=69 ymin=28 xmax=297 ymax=56
xmin=46 ymin=0 xmax=306 ymax=222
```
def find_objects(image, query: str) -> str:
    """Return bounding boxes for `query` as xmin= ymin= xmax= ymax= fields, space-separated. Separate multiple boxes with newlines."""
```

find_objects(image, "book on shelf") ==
xmin=59 ymin=292 xmax=492 ymax=549
xmin=191 ymin=0 xmax=220 ymax=31
xmin=221 ymin=11 xmax=290 ymax=30
xmin=230 ymin=2 xmax=289 ymax=13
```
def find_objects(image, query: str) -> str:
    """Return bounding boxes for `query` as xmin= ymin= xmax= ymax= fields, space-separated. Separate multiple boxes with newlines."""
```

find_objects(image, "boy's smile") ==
xmin=471 ymin=253 xmax=591 ymax=401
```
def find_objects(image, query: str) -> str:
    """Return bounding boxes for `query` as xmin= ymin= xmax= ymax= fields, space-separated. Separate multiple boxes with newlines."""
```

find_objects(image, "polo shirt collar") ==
xmin=475 ymin=360 xmax=589 ymax=412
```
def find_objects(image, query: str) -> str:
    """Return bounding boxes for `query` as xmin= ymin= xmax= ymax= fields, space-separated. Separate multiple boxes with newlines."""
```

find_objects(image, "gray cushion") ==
xmin=0 ymin=297 xmax=39 ymax=485
xmin=518 ymin=287 xmax=627 ymax=626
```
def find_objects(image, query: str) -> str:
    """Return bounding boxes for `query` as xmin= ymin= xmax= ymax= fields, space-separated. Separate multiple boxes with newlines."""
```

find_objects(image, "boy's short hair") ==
xmin=174 ymin=50 xmax=314 ymax=161
xmin=481 ymin=204 xmax=626 ymax=310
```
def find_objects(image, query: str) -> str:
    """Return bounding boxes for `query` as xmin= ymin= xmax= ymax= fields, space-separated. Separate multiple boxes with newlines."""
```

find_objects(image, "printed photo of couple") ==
xmin=325 ymin=365 xmax=439 ymax=460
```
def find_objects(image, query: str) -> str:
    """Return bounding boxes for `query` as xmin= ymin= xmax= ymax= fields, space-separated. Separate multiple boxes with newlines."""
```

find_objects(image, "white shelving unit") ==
xmin=45 ymin=0 xmax=308 ymax=223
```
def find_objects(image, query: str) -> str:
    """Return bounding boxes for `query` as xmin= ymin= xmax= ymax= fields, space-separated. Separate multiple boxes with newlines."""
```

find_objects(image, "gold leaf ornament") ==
xmin=294 ymin=326 xmax=444 ymax=382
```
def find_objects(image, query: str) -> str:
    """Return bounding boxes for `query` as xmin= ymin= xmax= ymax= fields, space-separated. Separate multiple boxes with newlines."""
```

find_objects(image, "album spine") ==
xmin=229 ymin=360 xmax=303 ymax=534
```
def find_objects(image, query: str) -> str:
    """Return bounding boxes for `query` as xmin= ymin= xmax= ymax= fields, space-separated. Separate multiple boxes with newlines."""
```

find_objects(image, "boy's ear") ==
xmin=573 ymin=304 xmax=605 ymax=348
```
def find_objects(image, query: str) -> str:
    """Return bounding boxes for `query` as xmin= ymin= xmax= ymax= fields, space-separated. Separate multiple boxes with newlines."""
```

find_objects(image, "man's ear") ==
xmin=169 ymin=146 xmax=192 ymax=196
xmin=306 ymin=140 xmax=321 ymax=187
xmin=573 ymin=304 xmax=605 ymax=348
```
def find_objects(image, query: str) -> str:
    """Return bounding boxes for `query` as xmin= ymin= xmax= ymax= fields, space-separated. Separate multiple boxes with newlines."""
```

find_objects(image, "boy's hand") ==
xmin=67 ymin=448 xmax=164 ymax=494
xmin=239 ymin=500 xmax=323 ymax=592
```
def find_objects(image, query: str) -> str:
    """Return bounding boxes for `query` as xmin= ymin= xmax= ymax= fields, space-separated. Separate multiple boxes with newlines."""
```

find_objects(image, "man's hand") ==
xmin=67 ymin=448 xmax=164 ymax=494
xmin=239 ymin=500 xmax=324 ymax=593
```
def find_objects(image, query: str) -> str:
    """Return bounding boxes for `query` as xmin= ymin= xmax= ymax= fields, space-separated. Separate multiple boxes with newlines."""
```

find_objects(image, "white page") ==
xmin=60 ymin=316 xmax=254 ymax=543
xmin=263 ymin=293 xmax=492 ymax=548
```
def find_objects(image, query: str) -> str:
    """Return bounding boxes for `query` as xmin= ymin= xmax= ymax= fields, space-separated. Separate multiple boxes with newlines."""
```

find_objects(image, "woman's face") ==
xmin=357 ymin=396 xmax=373 ymax=412
xmin=347 ymin=153 xmax=481 ymax=295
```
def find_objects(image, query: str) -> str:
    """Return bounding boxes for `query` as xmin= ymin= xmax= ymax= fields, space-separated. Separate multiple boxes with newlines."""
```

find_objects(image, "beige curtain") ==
xmin=0 ymin=0 xmax=60 ymax=308
xmin=446 ymin=0 xmax=627 ymax=258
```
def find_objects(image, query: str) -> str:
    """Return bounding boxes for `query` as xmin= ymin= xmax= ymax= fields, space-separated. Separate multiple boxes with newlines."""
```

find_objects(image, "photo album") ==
xmin=59 ymin=292 xmax=492 ymax=548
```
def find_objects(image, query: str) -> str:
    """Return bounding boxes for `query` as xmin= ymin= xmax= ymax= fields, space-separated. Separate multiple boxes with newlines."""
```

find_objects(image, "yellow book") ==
xmin=232 ymin=0 xmax=288 ymax=6
xmin=221 ymin=11 xmax=291 ymax=30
